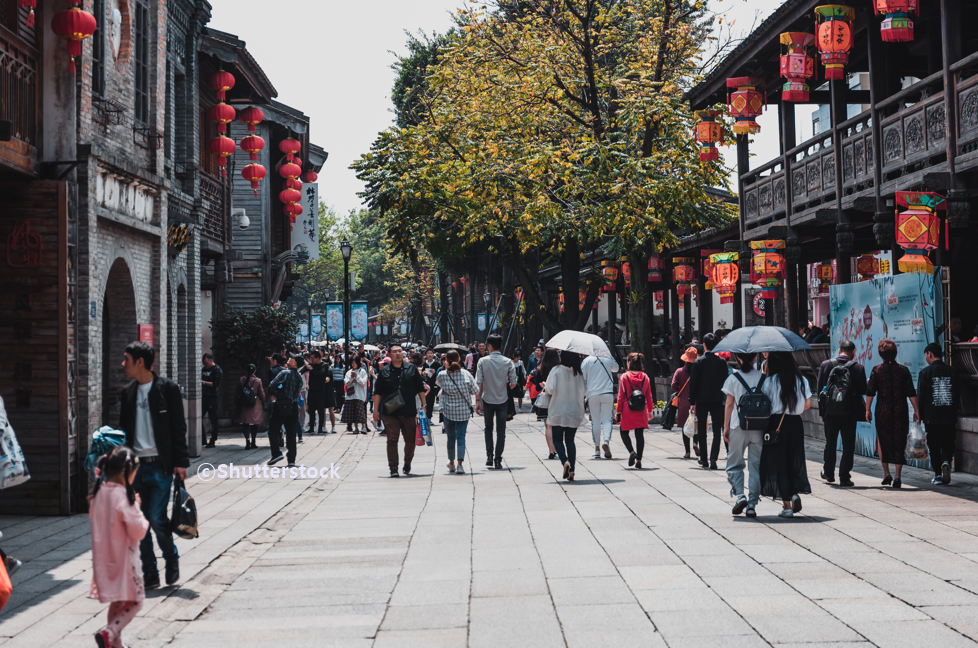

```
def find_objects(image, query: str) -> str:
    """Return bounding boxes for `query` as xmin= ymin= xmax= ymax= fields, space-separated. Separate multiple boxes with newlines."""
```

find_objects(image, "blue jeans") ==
xmin=444 ymin=418 xmax=468 ymax=461
xmin=132 ymin=459 xmax=178 ymax=574
xmin=726 ymin=426 xmax=763 ymax=507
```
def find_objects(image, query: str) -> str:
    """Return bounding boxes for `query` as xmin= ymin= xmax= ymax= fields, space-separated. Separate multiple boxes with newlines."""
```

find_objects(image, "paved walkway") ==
xmin=3 ymin=411 xmax=978 ymax=648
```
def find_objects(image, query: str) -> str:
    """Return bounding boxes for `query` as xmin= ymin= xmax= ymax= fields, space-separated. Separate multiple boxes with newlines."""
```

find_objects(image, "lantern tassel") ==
xmin=69 ymin=57 xmax=75 ymax=74
xmin=26 ymin=10 xmax=34 ymax=28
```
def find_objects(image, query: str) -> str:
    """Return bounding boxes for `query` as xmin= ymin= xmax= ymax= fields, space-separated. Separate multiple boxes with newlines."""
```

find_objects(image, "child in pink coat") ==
xmin=89 ymin=446 xmax=149 ymax=648
xmin=616 ymin=353 xmax=655 ymax=469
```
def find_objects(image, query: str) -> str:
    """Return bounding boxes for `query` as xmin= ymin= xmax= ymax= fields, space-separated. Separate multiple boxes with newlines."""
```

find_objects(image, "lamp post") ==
xmin=340 ymin=238 xmax=353 ymax=363
xmin=307 ymin=298 xmax=313 ymax=346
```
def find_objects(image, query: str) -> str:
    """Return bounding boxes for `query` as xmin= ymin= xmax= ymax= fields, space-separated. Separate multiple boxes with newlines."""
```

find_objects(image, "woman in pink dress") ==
xmin=89 ymin=446 xmax=150 ymax=648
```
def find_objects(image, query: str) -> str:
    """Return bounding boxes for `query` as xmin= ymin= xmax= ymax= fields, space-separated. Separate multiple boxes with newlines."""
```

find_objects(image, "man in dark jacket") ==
xmin=688 ymin=333 xmax=729 ymax=470
xmin=919 ymin=343 xmax=960 ymax=485
xmin=119 ymin=341 xmax=189 ymax=589
xmin=372 ymin=344 xmax=427 ymax=477
xmin=816 ymin=340 xmax=867 ymax=487
xmin=201 ymin=353 xmax=223 ymax=448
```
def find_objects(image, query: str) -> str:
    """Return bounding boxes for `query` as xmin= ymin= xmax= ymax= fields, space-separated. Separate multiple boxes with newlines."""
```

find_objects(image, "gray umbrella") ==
xmin=712 ymin=326 xmax=812 ymax=354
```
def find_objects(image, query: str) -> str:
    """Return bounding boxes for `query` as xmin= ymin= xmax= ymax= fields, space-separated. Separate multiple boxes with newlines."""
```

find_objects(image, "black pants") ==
xmin=695 ymin=402 xmax=725 ymax=464
xmin=552 ymin=426 xmax=578 ymax=470
xmin=822 ymin=416 xmax=857 ymax=481
xmin=926 ymin=422 xmax=957 ymax=475
xmin=425 ymin=387 xmax=439 ymax=419
xmin=620 ymin=429 xmax=645 ymax=460
xmin=307 ymin=407 xmax=327 ymax=433
xmin=483 ymin=401 xmax=508 ymax=460
xmin=242 ymin=424 xmax=258 ymax=445
xmin=267 ymin=402 xmax=298 ymax=463
xmin=203 ymin=396 xmax=220 ymax=443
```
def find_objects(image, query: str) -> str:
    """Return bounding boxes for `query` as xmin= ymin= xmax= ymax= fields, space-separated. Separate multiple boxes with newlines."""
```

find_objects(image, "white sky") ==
xmin=209 ymin=0 xmax=792 ymax=218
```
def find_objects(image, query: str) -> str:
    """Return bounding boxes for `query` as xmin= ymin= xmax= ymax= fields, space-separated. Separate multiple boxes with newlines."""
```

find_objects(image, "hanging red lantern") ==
xmin=18 ymin=0 xmax=36 ymax=28
xmin=283 ymin=203 xmax=303 ymax=222
xmin=452 ymin=281 xmax=458 ymax=292
xmin=50 ymin=1 xmax=97 ymax=74
xmin=817 ymin=262 xmax=834 ymax=293
xmin=876 ymin=0 xmax=916 ymax=42
xmin=701 ymin=250 xmax=721 ymax=290
xmin=895 ymin=191 xmax=944 ymax=274
xmin=208 ymin=135 xmax=236 ymax=177
xmin=694 ymin=110 xmax=724 ymax=162
xmin=815 ymin=5 xmax=855 ymax=81
xmin=710 ymin=253 xmax=739 ymax=304
xmin=655 ymin=291 xmax=664 ymax=310
xmin=240 ymin=134 xmax=265 ymax=162
xmin=279 ymin=161 xmax=301 ymax=180
xmin=558 ymin=290 xmax=565 ymax=314
xmin=578 ymin=289 xmax=587 ymax=310
xmin=621 ymin=259 xmax=631 ymax=288
xmin=238 ymin=106 xmax=264 ymax=132
xmin=303 ymin=170 xmax=318 ymax=183
xmin=279 ymin=187 xmax=302 ymax=205
xmin=208 ymin=102 xmax=236 ymax=134
xmin=601 ymin=261 xmax=618 ymax=292
xmin=750 ymin=240 xmax=786 ymax=299
xmin=280 ymin=138 xmax=302 ymax=161
xmin=515 ymin=287 xmax=524 ymax=304
xmin=648 ymin=255 xmax=665 ymax=282
xmin=726 ymin=77 xmax=766 ymax=135
xmin=856 ymin=254 xmax=880 ymax=282
xmin=209 ymin=70 xmax=235 ymax=101
xmin=673 ymin=257 xmax=696 ymax=304
xmin=241 ymin=163 xmax=266 ymax=197
xmin=780 ymin=32 xmax=816 ymax=102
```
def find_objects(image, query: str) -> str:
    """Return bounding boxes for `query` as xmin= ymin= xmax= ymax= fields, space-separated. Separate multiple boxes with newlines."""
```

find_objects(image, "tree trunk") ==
xmin=627 ymin=249 xmax=654 ymax=367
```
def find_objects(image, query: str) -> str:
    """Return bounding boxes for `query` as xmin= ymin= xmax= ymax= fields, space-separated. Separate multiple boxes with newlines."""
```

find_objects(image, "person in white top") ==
xmin=581 ymin=352 xmax=620 ymax=459
xmin=722 ymin=352 xmax=765 ymax=518
xmin=759 ymin=352 xmax=813 ymax=518
xmin=545 ymin=351 xmax=587 ymax=482
xmin=341 ymin=356 xmax=369 ymax=434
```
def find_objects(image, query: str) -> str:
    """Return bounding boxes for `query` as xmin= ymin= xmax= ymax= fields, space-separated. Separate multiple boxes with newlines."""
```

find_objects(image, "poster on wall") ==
xmin=744 ymin=289 xmax=766 ymax=327
xmin=351 ymin=302 xmax=369 ymax=340
xmin=829 ymin=271 xmax=944 ymax=461
xmin=290 ymin=183 xmax=319 ymax=261
xmin=325 ymin=303 xmax=343 ymax=340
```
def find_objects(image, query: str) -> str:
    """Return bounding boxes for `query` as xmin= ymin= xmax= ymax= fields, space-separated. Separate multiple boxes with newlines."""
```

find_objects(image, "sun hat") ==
xmin=680 ymin=346 xmax=699 ymax=363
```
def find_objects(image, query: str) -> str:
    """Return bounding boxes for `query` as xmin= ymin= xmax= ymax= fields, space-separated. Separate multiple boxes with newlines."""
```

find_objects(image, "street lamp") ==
xmin=307 ymin=298 xmax=313 ymax=346
xmin=340 ymin=239 xmax=353 ymax=363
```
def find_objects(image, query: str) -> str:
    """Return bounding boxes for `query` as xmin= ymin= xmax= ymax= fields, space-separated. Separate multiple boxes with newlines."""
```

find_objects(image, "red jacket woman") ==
xmin=615 ymin=353 xmax=654 ymax=469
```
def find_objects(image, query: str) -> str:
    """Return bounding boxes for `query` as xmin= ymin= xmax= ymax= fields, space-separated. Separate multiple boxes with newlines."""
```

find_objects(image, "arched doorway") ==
xmin=102 ymin=258 xmax=138 ymax=427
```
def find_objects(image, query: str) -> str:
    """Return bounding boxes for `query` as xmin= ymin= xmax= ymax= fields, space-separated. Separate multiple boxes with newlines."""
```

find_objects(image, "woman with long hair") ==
xmin=865 ymin=339 xmax=919 ymax=488
xmin=617 ymin=353 xmax=655 ymax=469
xmin=435 ymin=350 xmax=479 ymax=474
xmin=235 ymin=363 xmax=265 ymax=449
xmin=530 ymin=348 xmax=561 ymax=458
xmin=342 ymin=356 xmax=369 ymax=434
xmin=545 ymin=350 xmax=587 ymax=481
xmin=759 ymin=352 xmax=813 ymax=518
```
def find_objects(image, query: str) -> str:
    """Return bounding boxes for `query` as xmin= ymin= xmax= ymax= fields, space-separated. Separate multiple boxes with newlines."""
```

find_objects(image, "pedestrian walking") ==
xmin=372 ymin=345 xmax=428 ymax=477
xmin=722 ymin=352 xmax=766 ymax=517
xmin=759 ymin=352 xmax=813 ymax=518
xmin=89 ymin=446 xmax=150 ymax=648
xmin=545 ymin=350 xmax=587 ymax=481
xmin=302 ymin=350 xmax=334 ymax=435
xmin=616 ymin=353 xmax=654 ymax=469
xmin=581 ymin=349 xmax=619 ymax=459
xmin=530 ymin=348 xmax=561 ymax=458
xmin=267 ymin=356 xmax=302 ymax=467
xmin=865 ymin=339 xmax=919 ymax=488
xmin=235 ymin=364 xmax=265 ymax=449
xmin=436 ymin=350 xmax=479 ymax=474
xmin=672 ymin=346 xmax=697 ymax=458
xmin=423 ymin=349 xmax=440 ymax=422
xmin=688 ymin=333 xmax=729 ymax=470
xmin=118 ymin=341 xmax=188 ymax=589
xmin=816 ymin=340 xmax=867 ymax=487
xmin=512 ymin=350 xmax=528 ymax=411
xmin=918 ymin=343 xmax=959 ymax=485
xmin=475 ymin=334 xmax=517 ymax=470
xmin=331 ymin=356 xmax=346 ymax=421
xmin=201 ymin=353 xmax=223 ymax=448
xmin=342 ymin=356 xmax=369 ymax=434
xmin=527 ymin=346 xmax=543 ymax=375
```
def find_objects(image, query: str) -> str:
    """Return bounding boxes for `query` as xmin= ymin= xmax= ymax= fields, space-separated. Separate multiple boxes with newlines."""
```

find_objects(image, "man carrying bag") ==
xmin=373 ymin=345 xmax=428 ymax=477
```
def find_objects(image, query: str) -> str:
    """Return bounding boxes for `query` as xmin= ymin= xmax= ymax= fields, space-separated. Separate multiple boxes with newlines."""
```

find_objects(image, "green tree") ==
xmin=210 ymin=306 xmax=300 ymax=366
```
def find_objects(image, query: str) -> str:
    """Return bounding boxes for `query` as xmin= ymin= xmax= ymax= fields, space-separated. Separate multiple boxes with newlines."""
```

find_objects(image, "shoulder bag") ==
xmin=382 ymin=370 xmax=406 ymax=414
xmin=447 ymin=371 xmax=474 ymax=416
xmin=763 ymin=412 xmax=786 ymax=446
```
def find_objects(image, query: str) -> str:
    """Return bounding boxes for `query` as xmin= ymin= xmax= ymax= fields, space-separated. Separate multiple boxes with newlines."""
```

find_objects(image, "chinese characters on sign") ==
xmin=291 ymin=183 xmax=319 ymax=261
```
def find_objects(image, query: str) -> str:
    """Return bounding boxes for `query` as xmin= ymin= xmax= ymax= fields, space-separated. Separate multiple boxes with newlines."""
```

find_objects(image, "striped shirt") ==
xmin=435 ymin=369 xmax=479 ymax=421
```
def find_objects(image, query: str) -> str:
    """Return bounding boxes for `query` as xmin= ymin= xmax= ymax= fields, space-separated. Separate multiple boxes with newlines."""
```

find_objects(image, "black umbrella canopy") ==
xmin=713 ymin=327 xmax=813 ymax=354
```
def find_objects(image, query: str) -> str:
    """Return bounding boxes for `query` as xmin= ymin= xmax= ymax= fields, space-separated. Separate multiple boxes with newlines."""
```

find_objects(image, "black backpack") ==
xmin=240 ymin=377 xmax=258 ymax=408
xmin=823 ymin=359 xmax=857 ymax=417
xmin=734 ymin=373 xmax=772 ymax=430
xmin=626 ymin=374 xmax=647 ymax=412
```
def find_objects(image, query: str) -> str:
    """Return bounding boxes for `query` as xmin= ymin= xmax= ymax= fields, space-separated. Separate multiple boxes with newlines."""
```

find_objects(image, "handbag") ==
xmin=764 ymin=412 xmax=786 ymax=446
xmin=671 ymin=376 xmax=691 ymax=407
xmin=0 ymin=408 xmax=30 ymax=490
xmin=383 ymin=370 xmax=406 ymax=414
xmin=169 ymin=479 xmax=199 ymax=539
xmin=660 ymin=403 xmax=677 ymax=430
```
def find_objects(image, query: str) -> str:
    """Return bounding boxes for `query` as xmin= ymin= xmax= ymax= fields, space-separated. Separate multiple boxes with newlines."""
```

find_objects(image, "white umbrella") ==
xmin=363 ymin=344 xmax=381 ymax=352
xmin=545 ymin=330 xmax=614 ymax=359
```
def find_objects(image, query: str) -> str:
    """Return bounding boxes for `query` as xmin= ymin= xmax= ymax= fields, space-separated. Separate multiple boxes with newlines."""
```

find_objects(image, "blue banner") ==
xmin=311 ymin=314 xmax=322 ymax=336
xmin=477 ymin=313 xmax=487 ymax=332
xmin=351 ymin=302 xmax=369 ymax=340
xmin=325 ymin=303 xmax=343 ymax=340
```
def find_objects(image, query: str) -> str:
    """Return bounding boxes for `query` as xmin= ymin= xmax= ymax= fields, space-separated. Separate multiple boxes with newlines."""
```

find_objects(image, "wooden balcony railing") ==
xmin=0 ymin=26 xmax=38 ymax=173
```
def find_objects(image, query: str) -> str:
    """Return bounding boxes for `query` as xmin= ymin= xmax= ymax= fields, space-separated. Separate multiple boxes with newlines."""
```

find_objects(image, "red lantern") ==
xmin=240 ymin=134 xmax=265 ymax=162
xmin=694 ymin=110 xmax=724 ymax=162
xmin=726 ymin=77 xmax=766 ymax=135
xmin=815 ymin=5 xmax=855 ymax=81
xmin=856 ymin=254 xmax=880 ymax=282
xmin=648 ymin=255 xmax=665 ymax=282
xmin=208 ymin=135 xmax=236 ymax=177
xmin=710 ymin=253 xmax=739 ymax=304
xmin=461 ymin=277 xmax=468 ymax=286
xmin=817 ymin=262 xmax=834 ymax=293
xmin=515 ymin=287 xmax=524 ymax=303
xmin=780 ymin=32 xmax=815 ymax=102
xmin=50 ymin=2 xmax=97 ymax=74
xmin=655 ymin=291 xmax=664 ymax=309
xmin=558 ymin=290 xmax=565 ymax=313
xmin=241 ymin=163 xmax=266 ymax=197
xmin=209 ymin=70 xmax=235 ymax=101
xmin=208 ymin=102 xmax=236 ymax=134
xmin=601 ymin=261 xmax=618 ymax=292
xmin=18 ymin=0 xmax=36 ymax=28
xmin=621 ymin=259 xmax=631 ymax=288
xmin=284 ymin=203 xmax=303 ymax=222
xmin=303 ymin=170 xmax=318 ymax=183
xmin=452 ymin=281 xmax=458 ymax=292
xmin=238 ymin=106 xmax=264 ymax=132
xmin=279 ymin=162 xmax=301 ymax=181
xmin=673 ymin=258 xmax=696 ymax=304
xmin=876 ymin=0 xmax=917 ymax=42
xmin=280 ymin=138 xmax=301 ymax=161
xmin=701 ymin=250 xmax=720 ymax=290
xmin=750 ymin=240 xmax=786 ymax=299
xmin=279 ymin=188 xmax=302 ymax=205
xmin=895 ymin=191 xmax=945 ymax=274
xmin=578 ymin=289 xmax=587 ymax=310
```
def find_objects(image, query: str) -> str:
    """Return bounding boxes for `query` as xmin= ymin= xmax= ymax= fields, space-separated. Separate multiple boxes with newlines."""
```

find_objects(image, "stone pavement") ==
xmin=3 ymin=411 xmax=978 ymax=648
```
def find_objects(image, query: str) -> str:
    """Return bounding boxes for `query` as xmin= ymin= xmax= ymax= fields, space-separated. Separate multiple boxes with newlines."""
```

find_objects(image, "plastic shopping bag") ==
xmin=415 ymin=422 xmax=425 ymax=446
xmin=84 ymin=426 xmax=126 ymax=479
xmin=905 ymin=421 xmax=928 ymax=462
xmin=0 ymin=556 xmax=11 ymax=613
xmin=0 ymin=399 xmax=30 ymax=490
xmin=418 ymin=411 xmax=433 ymax=447
xmin=683 ymin=414 xmax=697 ymax=439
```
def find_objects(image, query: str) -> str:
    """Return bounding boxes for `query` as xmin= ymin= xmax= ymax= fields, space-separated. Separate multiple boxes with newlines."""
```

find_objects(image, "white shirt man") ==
xmin=722 ymin=353 xmax=765 ymax=518
xmin=581 ymin=354 xmax=619 ymax=459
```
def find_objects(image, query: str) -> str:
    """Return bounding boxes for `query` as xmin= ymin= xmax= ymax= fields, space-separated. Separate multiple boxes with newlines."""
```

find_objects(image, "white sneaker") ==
xmin=456 ymin=462 xmax=465 ymax=474
xmin=593 ymin=451 xmax=601 ymax=459
xmin=778 ymin=509 xmax=794 ymax=518
xmin=931 ymin=475 xmax=942 ymax=485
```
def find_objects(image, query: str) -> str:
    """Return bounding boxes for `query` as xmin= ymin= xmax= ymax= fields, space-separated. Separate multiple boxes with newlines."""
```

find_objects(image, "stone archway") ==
xmin=102 ymin=257 xmax=138 ymax=427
